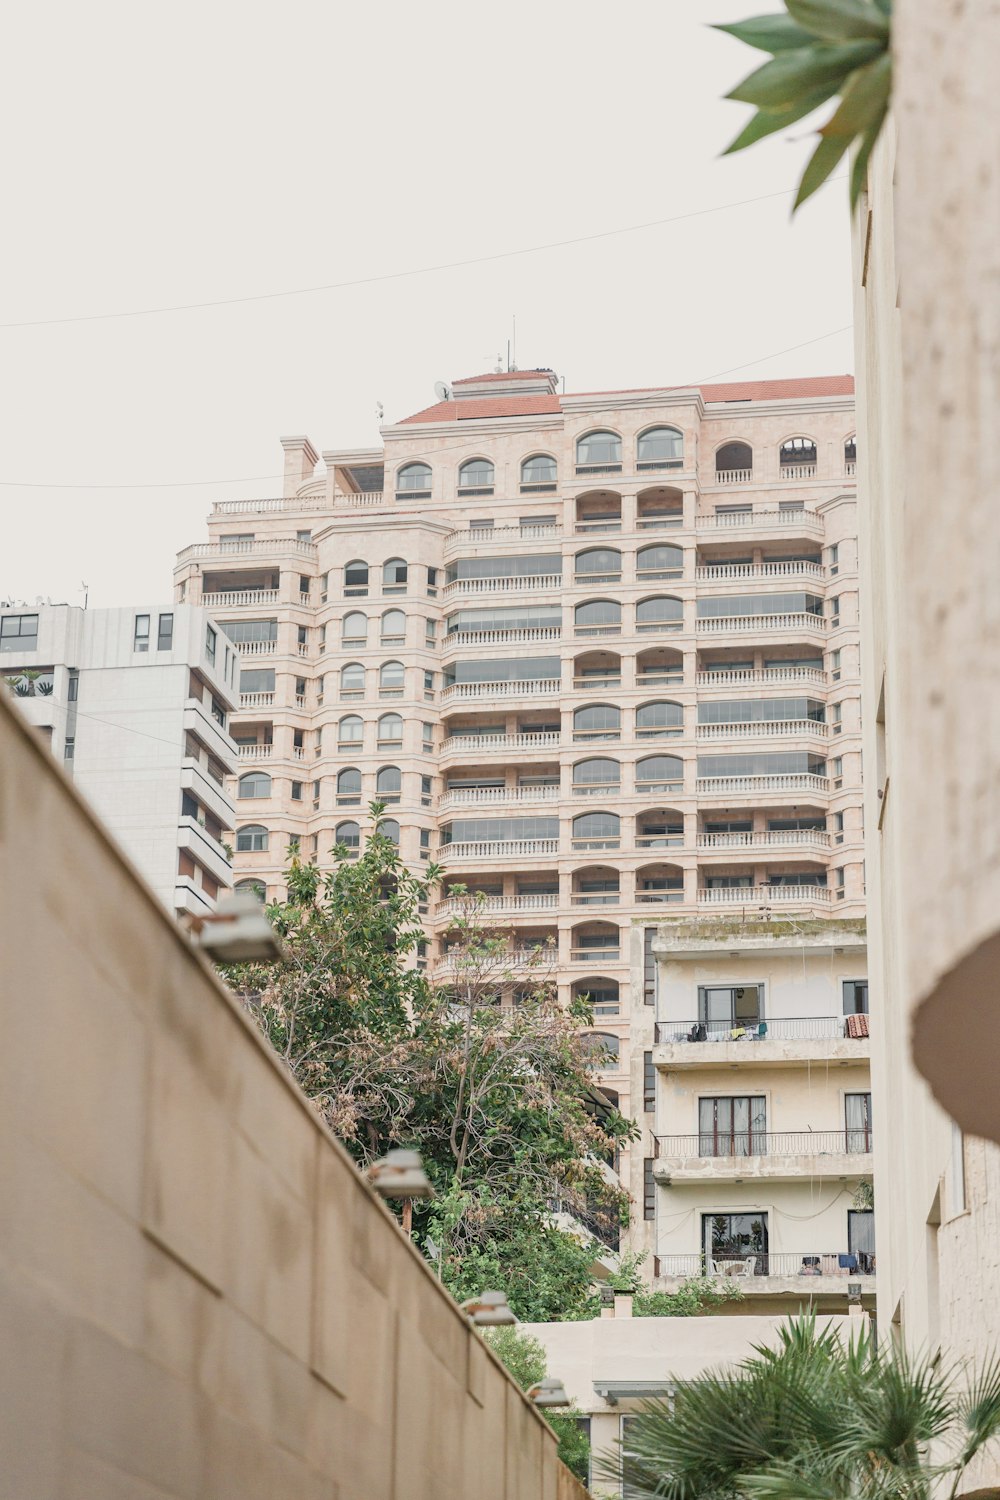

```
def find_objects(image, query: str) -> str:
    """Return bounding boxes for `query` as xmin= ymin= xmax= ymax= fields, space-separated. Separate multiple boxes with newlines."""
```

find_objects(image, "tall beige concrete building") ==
xmin=175 ymin=367 xmax=865 ymax=1275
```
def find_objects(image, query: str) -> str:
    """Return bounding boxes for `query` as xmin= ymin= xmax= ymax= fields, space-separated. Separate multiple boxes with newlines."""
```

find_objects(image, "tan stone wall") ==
xmin=0 ymin=692 xmax=574 ymax=1500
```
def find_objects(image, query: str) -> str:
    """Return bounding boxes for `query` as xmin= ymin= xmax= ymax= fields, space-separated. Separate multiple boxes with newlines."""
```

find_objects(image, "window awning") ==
xmin=593 ymin=1379 xmax=675 ymax=1405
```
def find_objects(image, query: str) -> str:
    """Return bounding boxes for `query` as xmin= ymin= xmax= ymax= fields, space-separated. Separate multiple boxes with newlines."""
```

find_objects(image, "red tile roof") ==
xmin=452 ymin=369 xmax=555 ymax=385
xmin=397 ymin=374 xmax=854 ymax=424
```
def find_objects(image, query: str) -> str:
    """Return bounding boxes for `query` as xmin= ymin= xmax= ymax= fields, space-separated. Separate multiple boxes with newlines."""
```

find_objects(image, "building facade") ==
xmin=0 ymin=603 xmax=238 ymax=916
xmin=174 ymin=367 xmax=863 ymax=1255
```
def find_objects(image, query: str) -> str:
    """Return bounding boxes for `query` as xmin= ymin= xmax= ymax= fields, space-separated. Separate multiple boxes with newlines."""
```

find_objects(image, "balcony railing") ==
xmin=233 ymin=639 xmax=277 ymax=655
xmin=444 ymin=523 xmax=560 ymax=549
xmin=844 ymin=460 xmax=857 ymax=477
xmin=654 ymin=1015 xmax=850 ymax=1043
xmin=443 ymin=629 xmax=562 ymax=648
xmin=178 ymin=538 xmax=317 ymax=560
xmin=696 ymin=509 xmax=822 ymax=534
xmin=714 ymin=468 xmax=754 ymax=485
xmin=210 ymin=496 xmax=332 ymax=515
xmin=201 ymin=590 xmax=280 ymax=609
xmin=780 ymin=463 xmax=818 ymax=480
xmin=442 ymin=732 xmax=561 ymax=754
xmin=697 ymin=667 xmax=826 ymax=688
xmin=698 ymin=884 xmax=833 ymax=905
xmin=656 ymin=1129 xmax=872 ymax=1159
xmin=441 ymin=678 xmax=561 ymax=701
xmin=697 ymin=830 xmax=832 ymax=850
xmin=697 ymin=773 xmax=829 ymax=795
xmin=236 ymin=743 xmax=272 ymax=759
xmin=441 ymin=574 xmax=562 ymax=598
xmin=696 ymin=720 xmax=829 ymax=740
xmin=239 ymin=692 xmax=275 ymax=708
xmin=333 ymin=491 xmax=385 ymax=507
xmin=654 ymin=1251 xmax=874 ymax=1279
xmin=436 ymin=946 xmax=556 ymax=975
xmin=440 ymin=786 xmax=560 ymax=810
xmin=695 ymin=562 xmax=823 ymax=581
xmin=436 ymin=894 xmax=559 ymax=916
xmin=696 ymin=613 xmax=826 ymax=635
xmin=441 ymin=839 xmax=560 ymax=860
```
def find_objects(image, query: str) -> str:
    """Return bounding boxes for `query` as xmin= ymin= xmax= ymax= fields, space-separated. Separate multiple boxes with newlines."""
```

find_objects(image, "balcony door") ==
xmin=848 ymin=1209 xmax=875 ymax=1273
xmin=845 ymin=1092 xmax=873 ymax=1152
xmin=698 ymin=984 xmax=763 ymax=1035
xmin=703 ymin=1211 xmax=769 ymax=1273
xmin=698 ymin=1095 xmax=766 ymax=1157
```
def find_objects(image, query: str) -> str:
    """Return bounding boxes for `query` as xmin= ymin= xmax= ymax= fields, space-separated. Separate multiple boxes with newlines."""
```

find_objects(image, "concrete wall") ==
xmin=0 ymin=691 xmax=585 ymax=1500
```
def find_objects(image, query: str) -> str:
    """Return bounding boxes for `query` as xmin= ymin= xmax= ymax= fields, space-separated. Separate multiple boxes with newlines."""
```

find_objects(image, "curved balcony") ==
xmin=696 ymin=720 xmax=829 ymax=740
xmin=697 ymin=667 xmax=826 ymax=689
xmin=436 ymin=893 xmax=559 ymax=917
xmin=697 ymin=884 xmax=832 ymax=906
xmin=697 ymin=830 xmax=831 ymax=852
xmin=441 ymin=732 xmax=561 ymax=756
xmin=441 ymin=839 xmax=560 ymax=861
xmin=202 ymin=589 xmax=279 ymax=609
xmin=444 ymin=523 xmax=560 ymax=552
xmin=178 ymin=538 xmax=317 ymax=563
xmin=443 ymin=629 xmax=561 ymax=649
xmin=695 ymin=508 xmax=823 ymax=536
xmin=441 ymin=678 xmax=561 ymax=702
xmin=695 ymin=562 xmax=824 ymax=582
xmin=439 ymin=786 xmax=560 ymax=810
xmin=696 ymin=613 xmax=826 ymax=636
xmin=442 ymin=574 xmax=562 ymax=599
xmin=697 ymin=773 xmax=829 ymax=796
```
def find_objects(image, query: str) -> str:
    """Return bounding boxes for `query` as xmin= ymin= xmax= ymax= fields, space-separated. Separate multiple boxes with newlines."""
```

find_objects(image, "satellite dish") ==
xmin=434 ymin=380 xmax=452 ymax=402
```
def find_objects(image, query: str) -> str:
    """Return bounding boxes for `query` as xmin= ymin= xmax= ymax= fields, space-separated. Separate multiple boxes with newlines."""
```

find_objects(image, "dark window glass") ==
xmin=157 ymin=613 xmax=173 ymax=650
xmin=843 ymin=979 xmax=869 ymax=1015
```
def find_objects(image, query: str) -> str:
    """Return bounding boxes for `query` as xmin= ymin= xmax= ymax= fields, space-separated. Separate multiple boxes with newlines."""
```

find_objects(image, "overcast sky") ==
xmin=1 ymin=0 xmax=854 ymax=609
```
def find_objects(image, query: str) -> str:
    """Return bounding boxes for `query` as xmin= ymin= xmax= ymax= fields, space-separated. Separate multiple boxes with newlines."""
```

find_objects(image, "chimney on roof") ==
xmin=280 ymin=436 xmax=319 ymax=498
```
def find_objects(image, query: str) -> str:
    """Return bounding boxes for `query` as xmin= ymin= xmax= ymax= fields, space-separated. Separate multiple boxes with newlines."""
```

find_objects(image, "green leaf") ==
xmin=872 ymin=0 xmax=892 ymax=14
xmin=727 ymin=40 xmax=884 ymax=108
xmin=722 ymin=78 xmax=842 ymax=154
xmin=794 ymin=131 xmax=851 ymax=207
xmin=713 ymin=14 xmax=816 ymax=52
xmin=786 ymin=0 xmax=889 ymax=42
xmin=820 ymin=51 xmax=891 ymax=137
xmin=849 ymin=101 xmax=887 ymax=206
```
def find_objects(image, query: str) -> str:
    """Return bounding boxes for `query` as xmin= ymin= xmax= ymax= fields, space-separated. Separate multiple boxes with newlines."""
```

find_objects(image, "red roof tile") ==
xmin=699 ymin=375 xmax=854 ymax=402
xmin=452 ymin=369 xmax=555 ymax=385
xmin=398 ymin=395 xmax=562 ymax=424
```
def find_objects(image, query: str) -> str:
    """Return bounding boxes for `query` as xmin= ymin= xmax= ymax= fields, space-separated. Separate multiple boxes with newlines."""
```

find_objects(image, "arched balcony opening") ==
xmin=520 ymin=453 xmax=558 ymax=492
xmin=636 ymin=861 xmax=685 ymax=904
xmin=780 ymin=436 xmax=818 ymax=478
xmin=376 ymin=765 xmax=402 ymax=804
xmin=572 ymin=810 xmax=620 ymax=851
xmin=715 ymin=441 xmax=753 ymax=483
xmin=334 ymin=820 xmax=361 ymax=857
xmin=636 ymin=809 xmax=685 ymax=850
xmin=575 ymin=489 xmax=622 ymax=534
xmin=396 ymin=462 xmax=432 ymax=498
xmin=637 ymin=484 xmax=683 ymax=529
xmin=573 ymin=650 xmax=622 ymax=690
xmin=340 ymin=661 xmax=365 ymax=699
xmin=571 ymin=920 xmax=622 ymax=964
xmin=572 ymin=977 xmax=621 ymax=1017
xmin=457 ymin=457 xmax=495 ymax=495
xmin=571 ymin=867 xmax=620 ymax=908
xmin=636 ymin=647 xmax=684 ymax=687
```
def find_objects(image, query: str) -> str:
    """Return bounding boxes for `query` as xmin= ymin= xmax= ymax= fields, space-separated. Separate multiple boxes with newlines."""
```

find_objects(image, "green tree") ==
xmin=222 ymin=810 xmax=633 ymax=1321
xmin=485 ymin=1326 xmax=591 ymax=1488
xmin=603 ymin=1314 xmax=1000 ymax=1500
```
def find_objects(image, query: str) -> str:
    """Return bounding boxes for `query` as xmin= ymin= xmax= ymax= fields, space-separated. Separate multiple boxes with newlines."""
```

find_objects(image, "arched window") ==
xmin=572 ymin=757 xmax=621 ymax=793
xmin=780 ymin=436 xmax=817 ymax=469
xmin=637 ymin=425 xmax=683 ymax=468
xmin=342 ymin=611 xmax=367 ymax=644
xmin=380 ymin=818 xmax=401 ymax=845
xmin=575 ymin=599 xmax=622 ymax=635
xmin=845 ymin=434 xmax=857 ymax=465
xmin=344 ymin=560 xmax=369 ymax=595
xmin=572 ymin=811 xmax=620 ymax=848
xmin=376 ymin=765 xmax=402 ymax=803
xmin=636 ymin=755 xmax=683 ymax=791
xmin=636 ymin=595 xmax=683 ymax=631
xmin=238 ymin=772 xmax=271 ymax=799
xmin=576 ymin=430 xmax=622 ymax=470
xmin=381 ymin=609 xmax=406 ymax=643
xmin=636 ymin=701 xmax=684 ymax=738
xmin=573 ymin=705 xmax=621 ymax=741
xmin=582 ymin=1031 xmax=620 ymax=1064
xmin=335 ymin=820 xmax=361 ymax=853
xmin=340 ymin=662 xmax=365 ymax=697
xmin=396 ymin=462 xmax=432 ymax=496
xmin=637 ymin=544 xmax=683 ymax=578
xmin=236 ymin=824 xmax=269 ymax=851
xmin=521 ymin=453 xmax=557 ymax=489
xmin=458 ymin=457 xmax=495 ymax=492
xmin=573 ymin=977 xmax=621 ymax=1014
xmin=235 ymin=877 xmax=266 ymax=899
xmin=338 ymin=715 xmax=364 ymax=745
xmin=716 ymin=441 xmax=753 ymax=476
xmin=574 ymin=548 xmax=622 ymax=582
xmin=383 ymin=558 xmax=408 ymax=592
xmin=337 ymin=767 xmax=362 ymax=804
xmin=379 ymin=660 xmax=405 ymax=695
xmin=377 ymin=713 xmax=403 ymax=745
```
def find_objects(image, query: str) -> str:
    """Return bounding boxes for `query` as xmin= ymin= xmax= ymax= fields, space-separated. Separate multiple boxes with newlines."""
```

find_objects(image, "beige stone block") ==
xmin=0 ymin=1268 xmax=67 ymax=1500
xmin=141 ymin=1235 xmax=223 ymax=1392
xmin=467 ymin=1329 xmax=488 ymax=1408
xmin=392 ymin=1320 xmax=466 ymax=1500
xmin=60 ymin=1449 xmax=180 ymax=1500
xmin=350 ymin=1187 xmax=398 ymax=1295
xmin=462 ymin=1379 xmax=507 ymax=1500
xmin=204 ymin=1301 xmax=315 ymax=1460
xmin=200 ymin=1408 xmax=336 ymax=1500
xmin=231 ymin=1029 xmax=318 ymax=1206
xmin=223 ymin=1131 xmax=313 ymax=1361
xmin=343 ymin=1272 xmax=396 ymax=1415
xmin=311 ymin=1144 xmax=359 ymax=1395
xmin=303 ymin=1372 xmax=347 ymax=1479
xmin=505 ymin=1384 xmax=546 ymax=1500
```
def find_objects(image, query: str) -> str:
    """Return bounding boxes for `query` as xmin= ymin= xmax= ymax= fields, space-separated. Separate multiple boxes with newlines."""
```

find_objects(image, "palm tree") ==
xmin=602 ymin=1316 xmax=1000 ymax=1500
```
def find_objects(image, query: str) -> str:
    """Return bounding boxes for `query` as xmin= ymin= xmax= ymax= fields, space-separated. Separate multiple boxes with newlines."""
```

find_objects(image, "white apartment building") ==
xmin=0 ymin=603 xmax=238 ymax=915
xmin=174 ymin=366 xmax=863 ymax=1262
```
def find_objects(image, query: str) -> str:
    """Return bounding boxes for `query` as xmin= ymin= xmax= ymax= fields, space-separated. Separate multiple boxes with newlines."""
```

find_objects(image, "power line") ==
xmin=0 ymin=178 xmax=848 ymax=331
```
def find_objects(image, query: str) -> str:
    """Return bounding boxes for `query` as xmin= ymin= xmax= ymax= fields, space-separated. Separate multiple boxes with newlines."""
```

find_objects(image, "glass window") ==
xmin=458 ymin=457 xmax=495 ymax=489
xmin=338 ymin=715 xmax=363 ymax=743
xmin=380 ymin=660 xmax=405 ymax=691
xmin=220 ymin=618 xmax=278 ymax=643
xmin=699 ymin=985 xmax=763 ymax=1030
xmin=0 ymin=613 xmax=39 ymax=652
xmin=344 ymin=560 xmax=369 ymax=593
xmin=575 ymin=599 xmax=621 ymax=631
xmin=426 ymin=565 xmax=439 ymax=595
xmin=636 ymin=596 xmax=683 ymax=628
xmin=521 ymin=453 xmax=557 ymax=486
xmin=447 ymin=604 xmax=561 ymax=635
xmin=697 ymin=751 xmax=826 ymax=777
xmin=445 ymin=655 xmax=560 ymax=685
xmin=235 ymin=878 xmax=266 ymax=899
xmin=290 ymin=780 xmax=303 ymax=800
xmin=236 ymin=824 xmax=269 ymax=852
xmin=376 ymin=765 xmax=402 ymax=800
xmin=380 ymin=818 xmax=400 ymax=845
xmin=636 ymin=701 xmax=683 ymax=736
xmin=636 ymin=545 xmax=683 ymax=576
xmin=67 ymin=670 xmax=79 ymax=702
xmin=703 ymin=1211 xmax=768 ymax=1270
xmin=845 ymin=1092 xmax=873 ymax=1152
xmin=843 ymin=979 xmax=869 ymax=1014
xmin=637 ymin=426 xmax=683 ymax=464
xmin=239 ymin=668 xmax=275 ymax=693
xmin=636 ymin=754 xmax=683 ymax=790
xmin=337 ymin=767 xmax=362 ymax=802
xmin=396 ymin=462 xmax=432 ymax=494
xmin=583 ymin=1032 xmax=620 ymax=1062
xmin=572 ymin=812 xmax=620 ymax=844
xmin=848 ymin=1210 xmax=874 ymax=1272
xmin=573 ymin=757 xmax=620 ymax=787
xmin=378 ymin=713 xmax=403 ymax=742
xmin=716 ymin=440 xmax=753 ymax=473
xmin=698 ymin=697 xmax=825 ymax=725
xmin=341 ymin=662 xmax=365 ymax=696
xmin=383 ymin=558 xmax=408 ymax=590
xmin=205 ymin=625 xmax=217 ymax=665
xmin=447 ymin=554 xmax=562 ymax=582
xmin=381 ymin=609 xmax=406 ymax=641
xmin=697 ymin=592 xmax=823 ymax=618
xmin=134 ymin=614 xmax=150 ymax=652
xmin=238 ymin=772 xmax=271 ymax=798
xmin=699 ymin=1096 xmax=767 ymax=1157
xmin=845 ymin=435 xmax=857 ymax=463
xmin=342 ymin=612 xmax=367 ymax=643
xmin=335 ymin=820 xmax=361 ymax=851
xmin=574 ymin=548 xmax=622 ymax=578
xmin=441 ymin=816 xmax=559 ymax=843
xmin=573 ymin=704 xmax=621 ymax=738
xmin=157 ymin=613 xmax=173 ymax=650
xmin=576 ymin=431 xmax=622 ymax=466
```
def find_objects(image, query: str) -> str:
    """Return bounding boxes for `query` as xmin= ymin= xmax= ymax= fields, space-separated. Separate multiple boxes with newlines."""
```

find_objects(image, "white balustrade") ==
xmin=440 ymin=786 xmax=560 ymax=809
xmin=443 ymin=629 xmax=561 ymax=648
xmin=239 ymin=692 xmax=275 ymax=708
xmin=233 ymin=639 xmax=277 ymax=654
xmin=436 ymin=894 xmax=560 ymax=916
xmin=696 ymin=720 xmax=829 ymax=740
xmin=333 ymin=491 xmax=385 ymax=506
xmin=779 ymin=463 xmax=818 ymax=479
xmin=714 ymin=468 xmax=754 ymax=484
xmin=697 ymin=830 xmax=832 ymax=850
xmin=442 ymin=732 xmax=561 ymax=754
xmin=696 ymin=509 xmax=822 ymax=532
xmin=179 ymin=538 xmax=316 ymax=559
xmin=445 ymin=523 xmax=559 ymax=549
xmin=844 ymin=461 xmax=857 ymax=477
xmin=442 ymin=840 xmax=560 ymax=860
xmin=696 ymin=773 xmax=829 ymax=795
xmin=696 ymin=613 xmax=826 ymax=634
xmin=236 ymin=743 xmax=272 ymax=758
xmin=697 ymin=667 xmax=826 ymax=688
xmin=695 ymin=561 xmax=823 ymax=581
xmin=441 ymin=678 xmax=561 ymax=701
xmin=697 ymin=884 xmax=833 ymax=905
xmin=201 ymin=590 xmax=279 ymax=608
xmin=441 ymin=573 xmax=563 ymax=597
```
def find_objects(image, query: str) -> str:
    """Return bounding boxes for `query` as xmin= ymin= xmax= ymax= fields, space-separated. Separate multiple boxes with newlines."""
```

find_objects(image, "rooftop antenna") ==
xmin=80 ymin=581 xmax=89 ymax=610
xmin=512 ymin=313 xmax=517 ymax=371
xmin=433 ymin=380 xmax=452 ymax=402
xmin=375 ymin=401 xmax=384 ymax=422
xmin=494 ymin=351 xmax=503 ymax=374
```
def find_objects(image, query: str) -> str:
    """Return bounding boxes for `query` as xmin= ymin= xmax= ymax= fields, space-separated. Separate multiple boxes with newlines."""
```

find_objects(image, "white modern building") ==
xmin=0 ymin=603 xmax=238 ymax=915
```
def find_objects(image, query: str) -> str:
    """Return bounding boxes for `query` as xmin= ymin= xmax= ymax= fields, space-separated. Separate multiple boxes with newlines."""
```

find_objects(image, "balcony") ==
xmin=653 ymin=1015 xmax=870 ymax=1067
xmin=435 ymin=944 xmax=556 ymax=977
xmin=239 ymin=691 xmax=275 ymax=708
xmin=233 ymin=639 xmax=277 ymax=655
xmin=332 ymin=491 xmax=385 ymax=507
xmin=442 ymin=732 xmax=561 ymax=756
xmin=211 ymin=496 xmax=329 ymax=515
xmin=436 ymin=893 xmax=559 ymax=917
xmin=696 ymin=720 xmax=829 ymax=741
xmin=441 ymin=679 xmax=560 ymax=702
xmin=697 ymin=829 xmax=831 ymax=852
xmin=441 ymin=839 xmax=560 ymax=861
xmin=697 ymin=667 xmax=826 ymax=689
xmin=696 ymin=613 xmax=826 ymax=636
xmin=653 ymin=1252 xmax=874 ymax=1290
xmin=441 ymin=574 xmax=562 ymax=599
xmin=697 ymin=773 xmax=829 ymax=796
xmin=652 ymin=1129 xmax=873 ymax=1183
xmin=780 ymin=464 xmax=818 ymax=480
xmin=236 ymin=743 xmax=272 ymax=759
xmin=695 ymin=562 xmax=824 ymax=582
xmin=202 ymin=589 xmax=280 ymax=609
xmin=443 ymin=629 xmax=561 ymax=649
xmin=714 ymin=468 xmax=754 ymax=485
xmin=698 ymin=884 xmax=833 ymax=907
xmin=696 ymin=509 xmax=823 ymax=536
xmin=444 ymin=523 xmax=559 ymax=552
xmin=178 ymin=538 xmax=317 ymax=563
xmin=439 ymin=786 xmax=560 ymax=810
